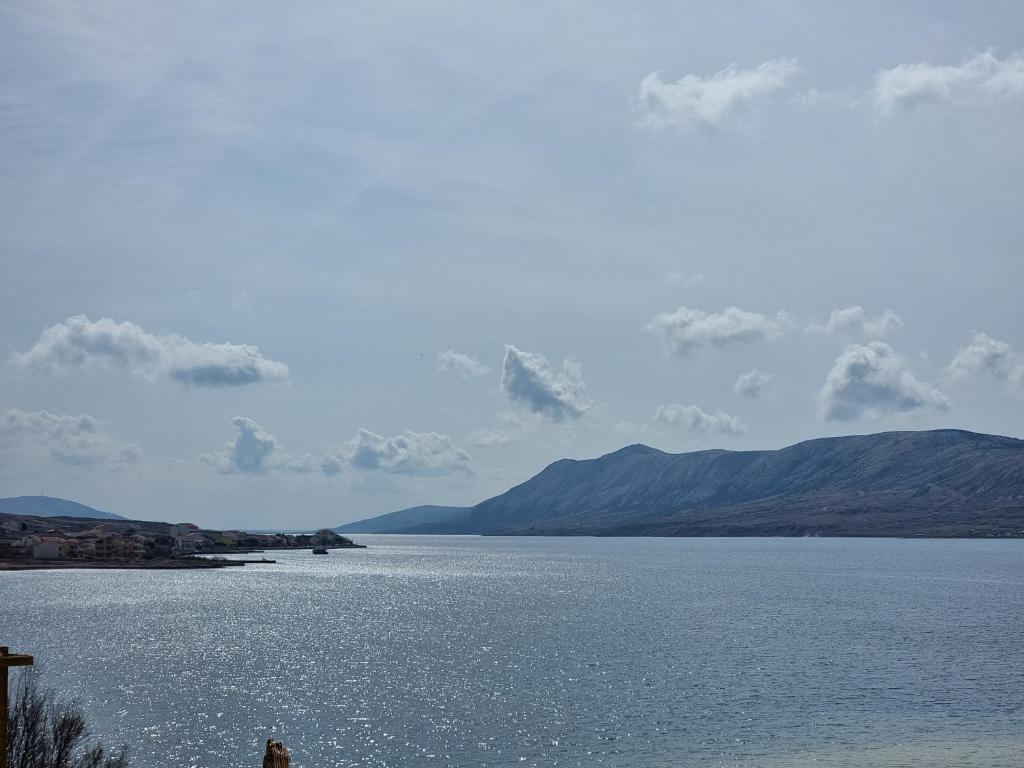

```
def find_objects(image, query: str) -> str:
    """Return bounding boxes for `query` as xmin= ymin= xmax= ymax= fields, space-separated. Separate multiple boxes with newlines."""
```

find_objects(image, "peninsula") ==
xmin=0 ymin=508 xmax=364 ymax=570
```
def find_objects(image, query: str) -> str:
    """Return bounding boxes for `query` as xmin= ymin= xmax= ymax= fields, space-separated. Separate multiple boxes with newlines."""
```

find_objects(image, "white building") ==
xmin=169 ymin=523 xmax=201 ymax=553
xmin=33 ymin=541 xmax=62 ymax=560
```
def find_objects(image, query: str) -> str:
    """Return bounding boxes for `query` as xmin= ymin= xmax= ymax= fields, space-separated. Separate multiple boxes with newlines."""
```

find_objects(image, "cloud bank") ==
xmin=346 ymin=428 xmax=471 ymax=475
xmin=635 ymin=59 xmax=799 ymax=129
xmin=635 ymin=50 xmax=1024 ymax=127
xmin=647 ymin=306 xmax=789 ymax=355
xmin=12 ymin=315 xmax=289 ymax=388
xmin=201 ymin=421 xmax=472 ymax=478
xmin=501 ymin=345 xmax=590 ymax=421
xmin=818 ymin=342 xmax=950 ymax=421
xmin=654 ymin=403 xmax=745 ymax=436
xmin=874 ymin=50 xmax=1024 ymax=112
xmin=0 ymin=408 xmax=140 ymax=466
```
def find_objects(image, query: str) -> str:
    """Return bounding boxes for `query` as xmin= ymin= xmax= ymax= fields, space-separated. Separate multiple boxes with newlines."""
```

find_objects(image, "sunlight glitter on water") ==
xmin=3 ymin=536 xmax=1024 ymax=768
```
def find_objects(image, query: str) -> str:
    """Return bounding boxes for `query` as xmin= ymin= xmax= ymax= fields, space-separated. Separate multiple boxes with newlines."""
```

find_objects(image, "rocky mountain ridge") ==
xmin=350 ymin=430 xmax=1024 ymax=538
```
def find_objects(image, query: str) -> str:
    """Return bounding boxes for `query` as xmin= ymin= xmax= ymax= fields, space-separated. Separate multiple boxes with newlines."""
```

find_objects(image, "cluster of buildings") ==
xmin=0 ymin=522 xmax=172 ymax=561
xmin=0 ymin=519 xmax=224 ymax=562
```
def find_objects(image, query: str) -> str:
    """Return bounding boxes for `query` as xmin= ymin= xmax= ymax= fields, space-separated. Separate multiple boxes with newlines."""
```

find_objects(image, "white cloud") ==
xmin=203 ymin=420 xmax=473 ymax=479
xmin=0 ymin=408 xmax=141 ymax=467
xmin=1013 ymin=369 xmax=1024 ymax=394
xmin=807 ymin=306 xmax=904 ymax=338
xmin=286 ymin=454 xmax=317 ymax=474
xmin=874 ymin=50 xmax=1024 ymax=113
xmin=635 ymin=59 xmax=799 ymax=129
xmin=654 ymin=403 xmax=745 ymax=436
xmin=200 ymin=417 xmax=325 ymax=476
xmin=346 ymin=428 xmax=470 ymax=475
xmin=465 ymin=413 xmax=525 ymax=448
xmin=817 ymin=342 xmax=950 ymax=421
xmin=947 ymin=333 xmax=1024 ymax=396
xmin=465 ymin=429 xmax=513 ymax=448
xmin=664 ymin=270 xmax=706 ymax=287
xmin=734 ymin=369 xmax=776 ymax=399
xmin=646 ymin=306 xmax=789 ymax=356
xmin=320 ymin=454 xmax=344 ymax=477
xmin=11 ymin=315 xmax=289 ymax=388
xmin=201 ymin=417 xmax=279 ymax=475
xmin=948 ymin=332 xmax=1016 ymax=379
xmin=501 ymin=345 xmax=591 ymax=421
xmin=435 ymin=349 xmax=489 ymax=378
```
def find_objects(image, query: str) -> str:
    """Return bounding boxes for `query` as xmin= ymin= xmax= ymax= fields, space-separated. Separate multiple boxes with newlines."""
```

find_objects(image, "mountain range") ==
xmin=0 ymin=496 xmax=126 ymax=520
xmin=338 ymin=430 xmax=1024 ymax=538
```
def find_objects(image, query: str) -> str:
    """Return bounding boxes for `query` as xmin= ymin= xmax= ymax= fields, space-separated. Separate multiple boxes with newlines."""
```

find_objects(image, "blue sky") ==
xmin=2 ymin=1 xmax=1023 ymax=528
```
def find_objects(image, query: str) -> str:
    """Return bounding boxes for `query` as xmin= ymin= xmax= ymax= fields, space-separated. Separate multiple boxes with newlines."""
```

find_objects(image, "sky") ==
xmin=1 ymin=1 xmax=1023 ymax=529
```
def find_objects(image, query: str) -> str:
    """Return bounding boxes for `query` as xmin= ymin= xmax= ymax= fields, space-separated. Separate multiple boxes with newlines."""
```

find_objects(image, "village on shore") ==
xmin=0 ymin=512 xmax=363 ymax=569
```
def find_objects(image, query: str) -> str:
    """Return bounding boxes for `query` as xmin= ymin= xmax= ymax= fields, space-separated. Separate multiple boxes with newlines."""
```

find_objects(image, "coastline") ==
xmin=0 ymin=545 xmax=367 ymax=571
xmin=0 ymin=512 xmax=366 ymax=570
xmin=0 ymin=556 xmax=274 ymax=571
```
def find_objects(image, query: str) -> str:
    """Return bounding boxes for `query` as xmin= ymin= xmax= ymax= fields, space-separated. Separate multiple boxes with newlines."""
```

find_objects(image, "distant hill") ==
xmin=393 ymin=430 xmax=1024 ymax=538
xmin=335 ymin=505 xmax=469 ymax=534
xmin=0 ymin=496 xmax=126 ymax=521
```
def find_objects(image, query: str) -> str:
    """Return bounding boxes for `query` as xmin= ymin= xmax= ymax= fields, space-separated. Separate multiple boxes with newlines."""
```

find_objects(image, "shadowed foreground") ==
xmin=6 ymin=671 xmax=128 ymax=768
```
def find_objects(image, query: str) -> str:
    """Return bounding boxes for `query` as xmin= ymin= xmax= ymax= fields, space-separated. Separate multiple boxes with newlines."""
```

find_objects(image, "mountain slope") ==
xmin=413 ymin=430 xmax=1024 ymax=538
xmin=334 ymin=505 xmax=469 ymax=534
xmin=0 ymin=496 xmax=126 ymax=520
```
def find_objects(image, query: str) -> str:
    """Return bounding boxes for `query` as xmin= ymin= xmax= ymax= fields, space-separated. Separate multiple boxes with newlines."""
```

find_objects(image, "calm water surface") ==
xmin=3 ymin=536 xmax=1023 ymax=767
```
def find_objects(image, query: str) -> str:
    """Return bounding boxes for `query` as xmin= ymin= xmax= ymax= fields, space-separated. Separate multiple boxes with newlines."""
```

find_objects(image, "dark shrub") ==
xmin=7 ymin=670 xmax=128 ymax=768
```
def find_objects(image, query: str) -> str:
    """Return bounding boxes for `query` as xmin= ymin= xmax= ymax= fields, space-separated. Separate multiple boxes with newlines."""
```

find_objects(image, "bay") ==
xmin=2 ymin=535 xmax=1023 ymax=767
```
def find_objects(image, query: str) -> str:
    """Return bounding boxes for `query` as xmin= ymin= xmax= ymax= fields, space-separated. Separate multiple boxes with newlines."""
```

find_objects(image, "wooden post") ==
xmin=262 ymin=738 xmax=290 ymax=768
xmin=0 ymin=647 xmax=34 ymax=768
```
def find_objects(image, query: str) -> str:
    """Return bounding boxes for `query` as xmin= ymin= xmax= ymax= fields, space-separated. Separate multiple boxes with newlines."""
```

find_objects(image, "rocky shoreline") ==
xmin=0 ymin=555 xmax=277 ymax=571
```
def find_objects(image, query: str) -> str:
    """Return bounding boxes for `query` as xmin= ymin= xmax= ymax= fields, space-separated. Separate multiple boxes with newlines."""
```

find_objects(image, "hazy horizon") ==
xmin=1 ymin=424 xmax=1016 ymax=530
xmin=3 ymin=1 xmax=1024 ymax=528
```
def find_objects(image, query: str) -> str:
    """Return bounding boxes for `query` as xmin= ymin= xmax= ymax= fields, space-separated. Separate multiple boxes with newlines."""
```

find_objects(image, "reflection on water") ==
xmin=3 ymin=535 xmax=1024 ymax=767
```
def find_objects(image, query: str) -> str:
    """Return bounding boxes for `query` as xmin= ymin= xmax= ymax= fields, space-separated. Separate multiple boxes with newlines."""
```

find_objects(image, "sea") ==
xmin=3 ymin=535 xmax=1023 ymax=768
